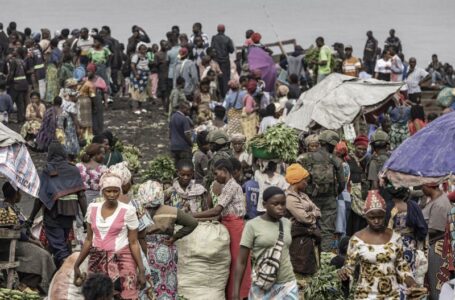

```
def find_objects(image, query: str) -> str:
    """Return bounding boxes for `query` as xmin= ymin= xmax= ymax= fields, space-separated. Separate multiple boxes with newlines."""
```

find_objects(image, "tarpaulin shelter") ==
xmin=0 ymin=123 xmax=40 ymax=197
xmin=382 ymin=111 xmax=455 ymax=187
xmin=284 ymin=73 xmax=403 ymax=131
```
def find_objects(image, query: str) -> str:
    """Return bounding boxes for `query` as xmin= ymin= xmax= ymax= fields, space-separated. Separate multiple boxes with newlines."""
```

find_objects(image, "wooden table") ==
xmin=0 ymin=228 xmax=20 ymax=288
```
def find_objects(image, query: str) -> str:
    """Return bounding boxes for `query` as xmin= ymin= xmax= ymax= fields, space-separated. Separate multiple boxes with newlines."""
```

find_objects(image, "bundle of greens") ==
xmin=141 ymin=155 xmax=176 ymax=183
xmin=248 ymin=123 xmax=299 ymax=163
xmin=303 ymin=252 xmax=345 ymax=300
xmin=115 ymin=140 xmax=141 ymax=172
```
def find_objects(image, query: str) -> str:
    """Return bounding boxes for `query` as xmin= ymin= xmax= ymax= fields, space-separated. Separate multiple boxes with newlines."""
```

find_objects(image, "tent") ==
xmin=284 ymin=73 xmax=403 ymax=131
xmin=382 ymin=111 xmax=455 ymax=187
xmin=0 ymin=123 xmax=40 ymax=197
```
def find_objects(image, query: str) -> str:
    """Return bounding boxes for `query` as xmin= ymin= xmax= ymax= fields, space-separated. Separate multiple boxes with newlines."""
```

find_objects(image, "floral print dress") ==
xmin=342 ymin=231 xmax=414 ymax=299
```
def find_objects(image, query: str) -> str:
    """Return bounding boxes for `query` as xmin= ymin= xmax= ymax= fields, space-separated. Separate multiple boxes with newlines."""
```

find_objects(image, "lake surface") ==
xmin=0 ymin=0 xmax=453 ymax=64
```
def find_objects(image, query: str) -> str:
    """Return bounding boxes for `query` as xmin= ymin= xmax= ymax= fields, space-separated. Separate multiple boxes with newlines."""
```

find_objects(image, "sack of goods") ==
xmin=47 ymin=252 xmax=87 ymax=300
xmin=176 ymin=221 xmax=231 ymax=300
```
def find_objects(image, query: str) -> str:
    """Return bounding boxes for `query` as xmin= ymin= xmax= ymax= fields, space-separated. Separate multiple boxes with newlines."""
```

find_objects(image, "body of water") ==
xmin=0 ymin=0 xmax=453 ymax=65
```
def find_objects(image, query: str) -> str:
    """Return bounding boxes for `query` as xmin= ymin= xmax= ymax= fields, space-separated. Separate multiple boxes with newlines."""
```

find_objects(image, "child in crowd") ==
xmin=231 ymin=133 xmax=252 ymax=167
xmin=212 ymin=105 xmax=227 ymax=130
xmin=255 ymin=160 xmax=289 ymax=213
xmin=0 ymin=78 xmax=13 ymax=124
xmin=195 ymin=78 xmax=212 ymax=123
xmin=243 ymin=166 xmax=259 ymax=220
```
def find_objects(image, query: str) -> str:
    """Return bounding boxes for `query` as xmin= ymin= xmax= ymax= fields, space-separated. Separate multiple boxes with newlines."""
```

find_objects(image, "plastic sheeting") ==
xmin=284 ymin=73 xmax=403 ymax=131
xmin=383 ymin=111 xmax=455 ymax=187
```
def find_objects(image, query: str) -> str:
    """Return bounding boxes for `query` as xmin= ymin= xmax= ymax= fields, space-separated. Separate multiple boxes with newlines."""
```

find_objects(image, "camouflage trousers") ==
xmin=312 ymin=196 xmax=337 ymax=252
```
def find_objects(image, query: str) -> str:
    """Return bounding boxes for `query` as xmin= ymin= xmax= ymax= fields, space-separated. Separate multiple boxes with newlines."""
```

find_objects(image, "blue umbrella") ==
xmin=383 ymin=111 xmax=455 ymax=187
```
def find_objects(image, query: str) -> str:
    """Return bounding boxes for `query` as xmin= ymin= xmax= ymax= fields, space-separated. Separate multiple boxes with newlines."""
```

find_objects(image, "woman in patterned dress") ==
xmin=338 ymin=190 xmax=425 ymax=299
xmin=130 ymin=42 xmax=151 ymax=114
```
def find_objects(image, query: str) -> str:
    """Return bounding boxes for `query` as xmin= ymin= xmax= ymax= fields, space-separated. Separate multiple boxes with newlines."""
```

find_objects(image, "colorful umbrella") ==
xmin=382 ymin=111 xmax=455 ymax=187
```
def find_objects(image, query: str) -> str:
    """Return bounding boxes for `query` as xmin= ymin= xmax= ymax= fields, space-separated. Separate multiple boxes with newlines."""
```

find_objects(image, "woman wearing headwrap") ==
xmin=285 ymin=164 xmax=321 ymax=281
xmin=130 ymin=42 xmax=151 ymax=114
xmin=339 ymin=190 xmax=425 ymax=299
xmin=240 ymin=79 xmax=259 ymax=140
xmin=76 ymin=143 xmax=108 ymax=204
xmin=28 ymin=141 xmax=87 ymax=268
xmin=140 ymin=180 xmax=198 ymax=300
xmin=234 ymin=186 xmax=299 ymax=300
xmin=87 ymin=35 xmax=111 ymax=95
xmin=74 ymin=173 xmax=146 ymax=300
xmin=224 ymin=79 xmax=246 ymax=136
xmin=386 ymin=185 xmax=428 ymax=296
xmin=231 ymin=133 xmax=252 ymax=167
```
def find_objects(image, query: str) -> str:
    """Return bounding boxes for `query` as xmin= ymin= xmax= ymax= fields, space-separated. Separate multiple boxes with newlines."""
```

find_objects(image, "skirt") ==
xmin=45 ymin=64 xmax=59 ymax=103
xmin=240 ymin=112 xmax=258 ymax=140
xmin=222 ymin=215 xmax=251 ymax=300
xmin=226 ymin=108 xmax=243 ymax=137
xmin=88 ymin=246 xmax=138 ymax=300
xmin=146 ymin=234 xmax=178 ymax=300
xmin=130 ymin=69 xmax=150 ymax=102
xmin=78 ymin=96 xmax=92 ymax=128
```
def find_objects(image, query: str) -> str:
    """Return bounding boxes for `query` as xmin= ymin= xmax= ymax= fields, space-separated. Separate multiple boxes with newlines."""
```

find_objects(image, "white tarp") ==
xmin=0 ymin=122 xmax=25 ymax=147
xmin=284 ymin=73 xmax=403 ymax=131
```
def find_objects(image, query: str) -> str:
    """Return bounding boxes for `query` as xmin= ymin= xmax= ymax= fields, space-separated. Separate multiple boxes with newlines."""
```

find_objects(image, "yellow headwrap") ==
xmin=285 ymin=163 xmax=310 ymax=184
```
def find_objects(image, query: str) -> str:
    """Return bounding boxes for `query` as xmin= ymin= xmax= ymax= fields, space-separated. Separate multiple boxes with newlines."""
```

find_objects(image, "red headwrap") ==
xmin=251 ymin=32 xmax=262 ymax=44
xmin=179 ymin=47 xmax=188 ymax=57
xmin=86 ymin=63 xmax=97 ymax=73
xmin=354 ymin=135 xmax=369 ymax=147
xmin=363 ymin=190 xmax=386 ymax=215
xmin=335 ymin=141 xmax=349 ymax=161
xmin=217 ymin=24 xmax=225 ymax=32
xmin=246 ymin=79 xmax=257 ymax=94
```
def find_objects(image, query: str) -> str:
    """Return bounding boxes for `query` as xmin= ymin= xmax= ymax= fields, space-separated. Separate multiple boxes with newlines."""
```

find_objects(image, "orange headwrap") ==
xmin=285 ymin=163 xmax=310 ymax=184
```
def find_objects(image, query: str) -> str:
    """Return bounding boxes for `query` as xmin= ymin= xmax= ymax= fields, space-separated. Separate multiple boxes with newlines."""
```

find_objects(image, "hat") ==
xmin=318 ymin=130 xmax=340 ymax=146
xmin=86 ymin=63 xmax=97 ymax=73
xmin=209 ymin=130 xmax=230 ymax=144
xmin=230 ymin=133 xmax=246 ymax=143
xmin=32 ymin=32 xmax=41 ymax=43
xmin=370 ymin=129 xmax=389 ymax=144
xmin=354 ymin=135 xmax=369 ymax=147
xmin=363 ymin=190 xmax=386 ymax=215
xmin=277 ymin=85 xmax=289 ymax=97
xmin=304 ymin=134 xmax=319 ymax=146
xmin=251 ymin=32 xmax=262 ymax=44
xmin=217 ymin=24 xmax=225 ymax=32
xmin=65 ymin=78 xmax=78 ymax=88
xmin=179 ymin=47 xmax=189 ymax=57
xmin=285 ymin=163 xmax=310 ymax=184
xmin=99 ymin=173 xmax=123 ymax=192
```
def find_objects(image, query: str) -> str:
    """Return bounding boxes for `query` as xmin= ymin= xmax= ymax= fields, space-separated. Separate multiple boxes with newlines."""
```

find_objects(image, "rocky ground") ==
xmin=6 ymin=97 xmax=170 ymax=215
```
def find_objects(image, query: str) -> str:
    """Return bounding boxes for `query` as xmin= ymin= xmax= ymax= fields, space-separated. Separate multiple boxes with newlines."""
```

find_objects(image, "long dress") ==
xmin=45 ymin=64 xmax=59 ymax=103
xmin=342 ymin=231 xmax=414 ymax=299
xmin=58 ymin=100 xmax=80 ymax=156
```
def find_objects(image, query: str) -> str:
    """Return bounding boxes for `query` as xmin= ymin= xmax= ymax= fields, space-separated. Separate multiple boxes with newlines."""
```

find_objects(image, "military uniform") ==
xmin=298 ymin=130 xmax=345 ymax=251
xmin=205 ymin=130 xmax=234 ymax=188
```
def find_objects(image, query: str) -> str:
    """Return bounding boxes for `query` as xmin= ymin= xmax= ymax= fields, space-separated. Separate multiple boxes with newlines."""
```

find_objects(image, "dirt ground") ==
xmin=6 ymin=97 xmax=170 ymax=216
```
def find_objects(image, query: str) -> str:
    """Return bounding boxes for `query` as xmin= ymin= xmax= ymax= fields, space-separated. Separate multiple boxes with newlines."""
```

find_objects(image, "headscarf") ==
xmin=285 ymin=163 xmax=310 ymax=184
xmin=65 ymin=78 xmax=78 ymax=88
xmin=304 ymin=134 xmax=319 ymax=146
xmin=335 ymin=141 xmax=349 ymax=161
xmin=231 ymin=133 xmax=246 ymax=143
xmin=86 ymin=63 xmax=97 ymax=73
xmin=277 ymin=85 xmax=289 ymax=97
xmin=136 ymin=41 xmax=147 ymax=52
xmin=246 ymin=79 xmax=257 ymax=94
xmin=99 ymin=172 xmax=123 ymax=192
xmin=136 ymin=180 xmax=164 ymax=208
xmin=108 ymin=162 xmax=132 ymax=186
xmin=363 ymin=190 xmax=386 ymax=215
xmin=38 ymin=141 xmax=85 ymax=210
xmin=32 ymin=32 xmax=41 ymax=43
xmin=263 ymin=186 xmax=285 ymax=202
xmin=354 ymin=135 xmax=369 ymax=148
xmin=251 ymin=32 xmax=262 ymax=44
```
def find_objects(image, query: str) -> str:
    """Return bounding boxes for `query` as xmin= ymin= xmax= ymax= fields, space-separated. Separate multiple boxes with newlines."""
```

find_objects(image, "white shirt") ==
xmin=86 ymin=201 xmax=139 ymax=252
xmin=374 ymin=59 xmax=392 ymax=74
xmin=259 ymin=116 xmax=278 ymax=133
xmin=255 ymin=170 xmax=289 ymax=212
xmin=405 ymin=67 xmax=429 ymax=94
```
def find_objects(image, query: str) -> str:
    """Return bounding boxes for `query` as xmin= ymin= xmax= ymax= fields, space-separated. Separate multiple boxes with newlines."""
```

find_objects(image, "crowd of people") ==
xmin=0 ymin=19 xmax=453 ymax=300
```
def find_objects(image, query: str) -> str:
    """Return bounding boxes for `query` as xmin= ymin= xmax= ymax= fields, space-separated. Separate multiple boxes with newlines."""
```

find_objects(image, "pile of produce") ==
xmin=141 ymin=155 xmax=176 ymax=183
xmin=303 ymin=252 xmax=344 ymax=300
xmin=247 ymin=123 xmax=299 ymax=162
xmin=115 ymin=141 xmax=141 ymax=173
xmin=0 ymin=207 xmax=18 ymax=225
xmin=0 ymin=288 xmax=40 ymax=300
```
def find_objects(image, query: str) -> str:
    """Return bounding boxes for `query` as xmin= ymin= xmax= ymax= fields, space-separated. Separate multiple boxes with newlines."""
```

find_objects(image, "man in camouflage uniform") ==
xmin=205 ymin=130 xmax=233 ymax=188
xmin=298 ymin=130 xmax=345 ymax=251
xmin=367 ymin=129 xmax=393 ymax=221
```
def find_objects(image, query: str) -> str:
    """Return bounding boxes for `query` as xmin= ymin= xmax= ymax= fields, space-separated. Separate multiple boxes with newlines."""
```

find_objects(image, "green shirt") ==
xmin=88 ymin=47 xmax=111 ymax=65
xmin=240 ymin=217 xmax=295 ymax=284
xmin=318 ymin=45 xmax=332 ymax=75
